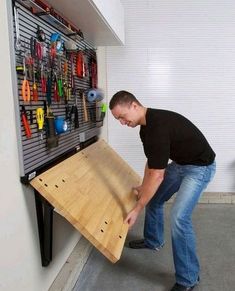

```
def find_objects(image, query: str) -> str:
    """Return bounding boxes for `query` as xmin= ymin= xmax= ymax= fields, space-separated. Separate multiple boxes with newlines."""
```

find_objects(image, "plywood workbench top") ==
xmin=30 ymin=139 xmax=141 ymax=263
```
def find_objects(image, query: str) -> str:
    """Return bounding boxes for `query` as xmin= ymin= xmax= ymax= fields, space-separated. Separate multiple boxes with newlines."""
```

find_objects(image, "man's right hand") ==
xmin=132 ymin=186 xmax=142 ymax=201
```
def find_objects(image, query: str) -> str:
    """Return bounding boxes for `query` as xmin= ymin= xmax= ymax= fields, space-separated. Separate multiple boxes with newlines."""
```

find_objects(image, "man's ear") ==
xmin=132 ymin=101 xmax=139 ymax=109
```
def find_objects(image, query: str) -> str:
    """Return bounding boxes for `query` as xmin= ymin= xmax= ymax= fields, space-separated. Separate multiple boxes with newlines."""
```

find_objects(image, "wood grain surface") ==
xmin=30 ymin=139 xmax=141 ymax=263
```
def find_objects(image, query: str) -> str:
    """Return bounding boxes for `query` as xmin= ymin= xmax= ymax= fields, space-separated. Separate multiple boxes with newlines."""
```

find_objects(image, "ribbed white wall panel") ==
xmin=106 ymin=0 xmax=235 ymax=192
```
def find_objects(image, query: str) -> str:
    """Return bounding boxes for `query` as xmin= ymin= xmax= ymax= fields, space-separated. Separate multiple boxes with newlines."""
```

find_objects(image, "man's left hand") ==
xmin=124 ymin=207 xmax=141 ymax=229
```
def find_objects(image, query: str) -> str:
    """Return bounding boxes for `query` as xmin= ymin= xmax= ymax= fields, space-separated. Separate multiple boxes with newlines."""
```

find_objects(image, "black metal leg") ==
xmin=34 ymin=190 xmax=54 ymax=267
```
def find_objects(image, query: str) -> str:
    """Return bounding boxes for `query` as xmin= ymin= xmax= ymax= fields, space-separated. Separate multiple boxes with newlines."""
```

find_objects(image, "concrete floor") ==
xmin=73 ymin=204 xmax=235 ymax=291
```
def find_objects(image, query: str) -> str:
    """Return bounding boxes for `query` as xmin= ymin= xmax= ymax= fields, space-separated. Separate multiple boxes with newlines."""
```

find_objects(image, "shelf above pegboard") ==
xmin=44 ymin=0 xmax=125 ymax=46
xmin=17 ymin=0 xmax=84 ymax=42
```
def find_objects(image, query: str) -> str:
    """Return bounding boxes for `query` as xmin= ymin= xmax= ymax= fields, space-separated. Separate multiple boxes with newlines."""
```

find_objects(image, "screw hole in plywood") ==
xmin=101 ymin=229 xmax=104 ymax=233
xmin=119 ymin=235 xmax=122 ymax=239
xmin=39 ymin=178 xmax=43 ymax=182
xmin=105 ymin=221 xmax=108 ymax=224
xmin=62 ymin=179 xmax=65 ymax=183
xmin=44 ymin=184 xmax=48 ymax=187
xmin=55 ymin=185 xmax=58 ymax=188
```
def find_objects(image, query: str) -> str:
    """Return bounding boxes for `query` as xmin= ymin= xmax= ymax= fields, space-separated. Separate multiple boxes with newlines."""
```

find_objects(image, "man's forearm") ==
xmin=136 ymin=165 xmax=165 ymax=211
xmin=124 ymin=164 xmax=165 ymax=228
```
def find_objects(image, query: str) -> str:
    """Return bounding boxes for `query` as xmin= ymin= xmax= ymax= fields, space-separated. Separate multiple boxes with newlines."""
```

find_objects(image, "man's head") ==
xmin=109 ymin=90 xmax=145 ymax=127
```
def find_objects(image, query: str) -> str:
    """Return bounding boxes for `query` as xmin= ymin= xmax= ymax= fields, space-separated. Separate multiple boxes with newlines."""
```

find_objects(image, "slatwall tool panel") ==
xmin=13 ymin=1 xmax=102 ymax=183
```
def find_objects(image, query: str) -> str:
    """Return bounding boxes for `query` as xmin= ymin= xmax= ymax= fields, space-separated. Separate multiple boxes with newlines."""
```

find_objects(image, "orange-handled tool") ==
xmin=22 ymin=57 xmax=31 ymax=102
xmin=22 ymin=79 xmax=31 ymax=102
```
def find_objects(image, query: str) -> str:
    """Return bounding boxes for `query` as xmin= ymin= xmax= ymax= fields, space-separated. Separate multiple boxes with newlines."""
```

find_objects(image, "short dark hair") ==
xmin=109 ymin=90 xmax=142 ymax=110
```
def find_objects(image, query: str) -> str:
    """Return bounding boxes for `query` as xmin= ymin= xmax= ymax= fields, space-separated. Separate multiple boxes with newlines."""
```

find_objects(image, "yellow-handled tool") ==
xmin=36 ymin=107 xmax=44 ymax=141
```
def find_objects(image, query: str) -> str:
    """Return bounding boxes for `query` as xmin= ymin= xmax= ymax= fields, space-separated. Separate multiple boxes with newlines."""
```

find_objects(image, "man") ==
xmin=109 ymin=90 xmax=216 ymax=291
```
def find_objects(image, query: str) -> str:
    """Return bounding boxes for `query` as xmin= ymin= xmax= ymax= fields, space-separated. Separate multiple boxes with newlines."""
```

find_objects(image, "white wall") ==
xmin=97 ymin=46 xmax=108 ymax=141
xmin=90 ymin=0 xmax=125 ymax=44
xmin=0 ymin=1 xmax=81 ymax=290
xmin=106 ymin=0 xmax=235 ymax=192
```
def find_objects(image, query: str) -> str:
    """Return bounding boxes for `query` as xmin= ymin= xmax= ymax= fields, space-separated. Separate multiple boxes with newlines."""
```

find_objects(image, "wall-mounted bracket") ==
xmin=34 ymin=189 xmax=54 ymax=267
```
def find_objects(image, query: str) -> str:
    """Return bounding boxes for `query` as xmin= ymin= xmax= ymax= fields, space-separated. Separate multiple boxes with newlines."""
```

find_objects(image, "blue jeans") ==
xmin=144 ymin=161 xmax=216 ymax=287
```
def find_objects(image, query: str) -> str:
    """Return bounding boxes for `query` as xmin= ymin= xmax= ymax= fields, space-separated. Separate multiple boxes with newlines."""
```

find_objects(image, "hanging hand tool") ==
xmin=36 ymin=25 xmax=46 ymax=42
xmin=57 ymin=56 xmax=63 ymax=98
xmin=36 ymin=107 xmax=44 ymax=141
xmin=57 ymin=78 xmax=63 ymax=98
xmin=31 ymin=37 xmax=42 ymax=74
xmin=53 ymin=73 xmax=59 ymax=102
xmin=45 ymin=108 xmax=58 ymax=149
xmin=21 ymin=106 xmax=31 ymax=138
xmin=41 ymin=64 xmax=47 ymax=93
xmin=32 ymin=82 xmax=39 ymax=101
xmin=100 ymin=103 xmax=107 ymax=120
xmin=70 ymin=53 xmax=76 ymax=96
xmin=25 ymin=51 xmax=34 ymax=80
xmin=36 ymin=41 xmax=43 ymax=61
xmin=43 ymin=100 xmax=47 ymax=116
xmin=63 ymin=59 xmax=71 ymax=100
xmin=91 ymin=57 xmax=97 ymax=88
xmin=22 ymin=57 xmax=31 ymax=102
xmin=41 ymin=43 xmax=47 ymax=59
xmin=83 ymin=52 xmax=89 ymax=78
xmin=30 ymin=36 xmax=36 ymax=59
xmin=76 ymin=50 xmax=84 ymax=78
xmin=14 ymin=5 xmax=22 ymax=51
xmin=82 ymin=91 xmax=88 ymax=122
xmin=29 ymin=110 xmax=34 ymax=124
xmin=46 ymin=75 xmax=52 ymax=106
xmin=32 ymin=68 xmax=39 ymax=101
xmin=63 ymin=59 xmax=68 ymax=76
xmin=69 ymin=105 xmax=79 ymax=131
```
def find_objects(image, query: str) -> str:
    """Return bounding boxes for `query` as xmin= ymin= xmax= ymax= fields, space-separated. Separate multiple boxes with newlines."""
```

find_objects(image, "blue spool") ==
xmin=86 ymin=89 xmax=104 ymax=102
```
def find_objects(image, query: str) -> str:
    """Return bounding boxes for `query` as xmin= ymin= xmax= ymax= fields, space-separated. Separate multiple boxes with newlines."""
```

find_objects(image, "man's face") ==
xmin=111 ymin=103 xmax=139 ymax=127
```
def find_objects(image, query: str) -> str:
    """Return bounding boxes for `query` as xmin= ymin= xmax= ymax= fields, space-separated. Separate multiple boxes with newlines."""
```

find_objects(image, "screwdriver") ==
xmin=36 ymin=107 xmax=44 ymax=141
xmin=21 ymin=106 xmax=31 ymax=138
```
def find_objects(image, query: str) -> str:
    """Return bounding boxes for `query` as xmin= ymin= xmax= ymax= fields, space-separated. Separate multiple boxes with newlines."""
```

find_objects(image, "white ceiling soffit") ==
xmin=46 ymin=0 xmax=125 ymax=46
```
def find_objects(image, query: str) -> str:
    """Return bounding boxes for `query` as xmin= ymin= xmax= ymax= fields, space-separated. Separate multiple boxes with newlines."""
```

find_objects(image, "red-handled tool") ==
xmin=76 ymin=50 xmax=84 ymax=78
xmin=21 ymin=106 xmax=31 ymax=138
xmin=41 ymin=74 xmax=46 ymax=93
xmin=41 ymin=63 xmax=47 ymax=93
xmin=32 ymin=82 xmax=38 ymax=101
